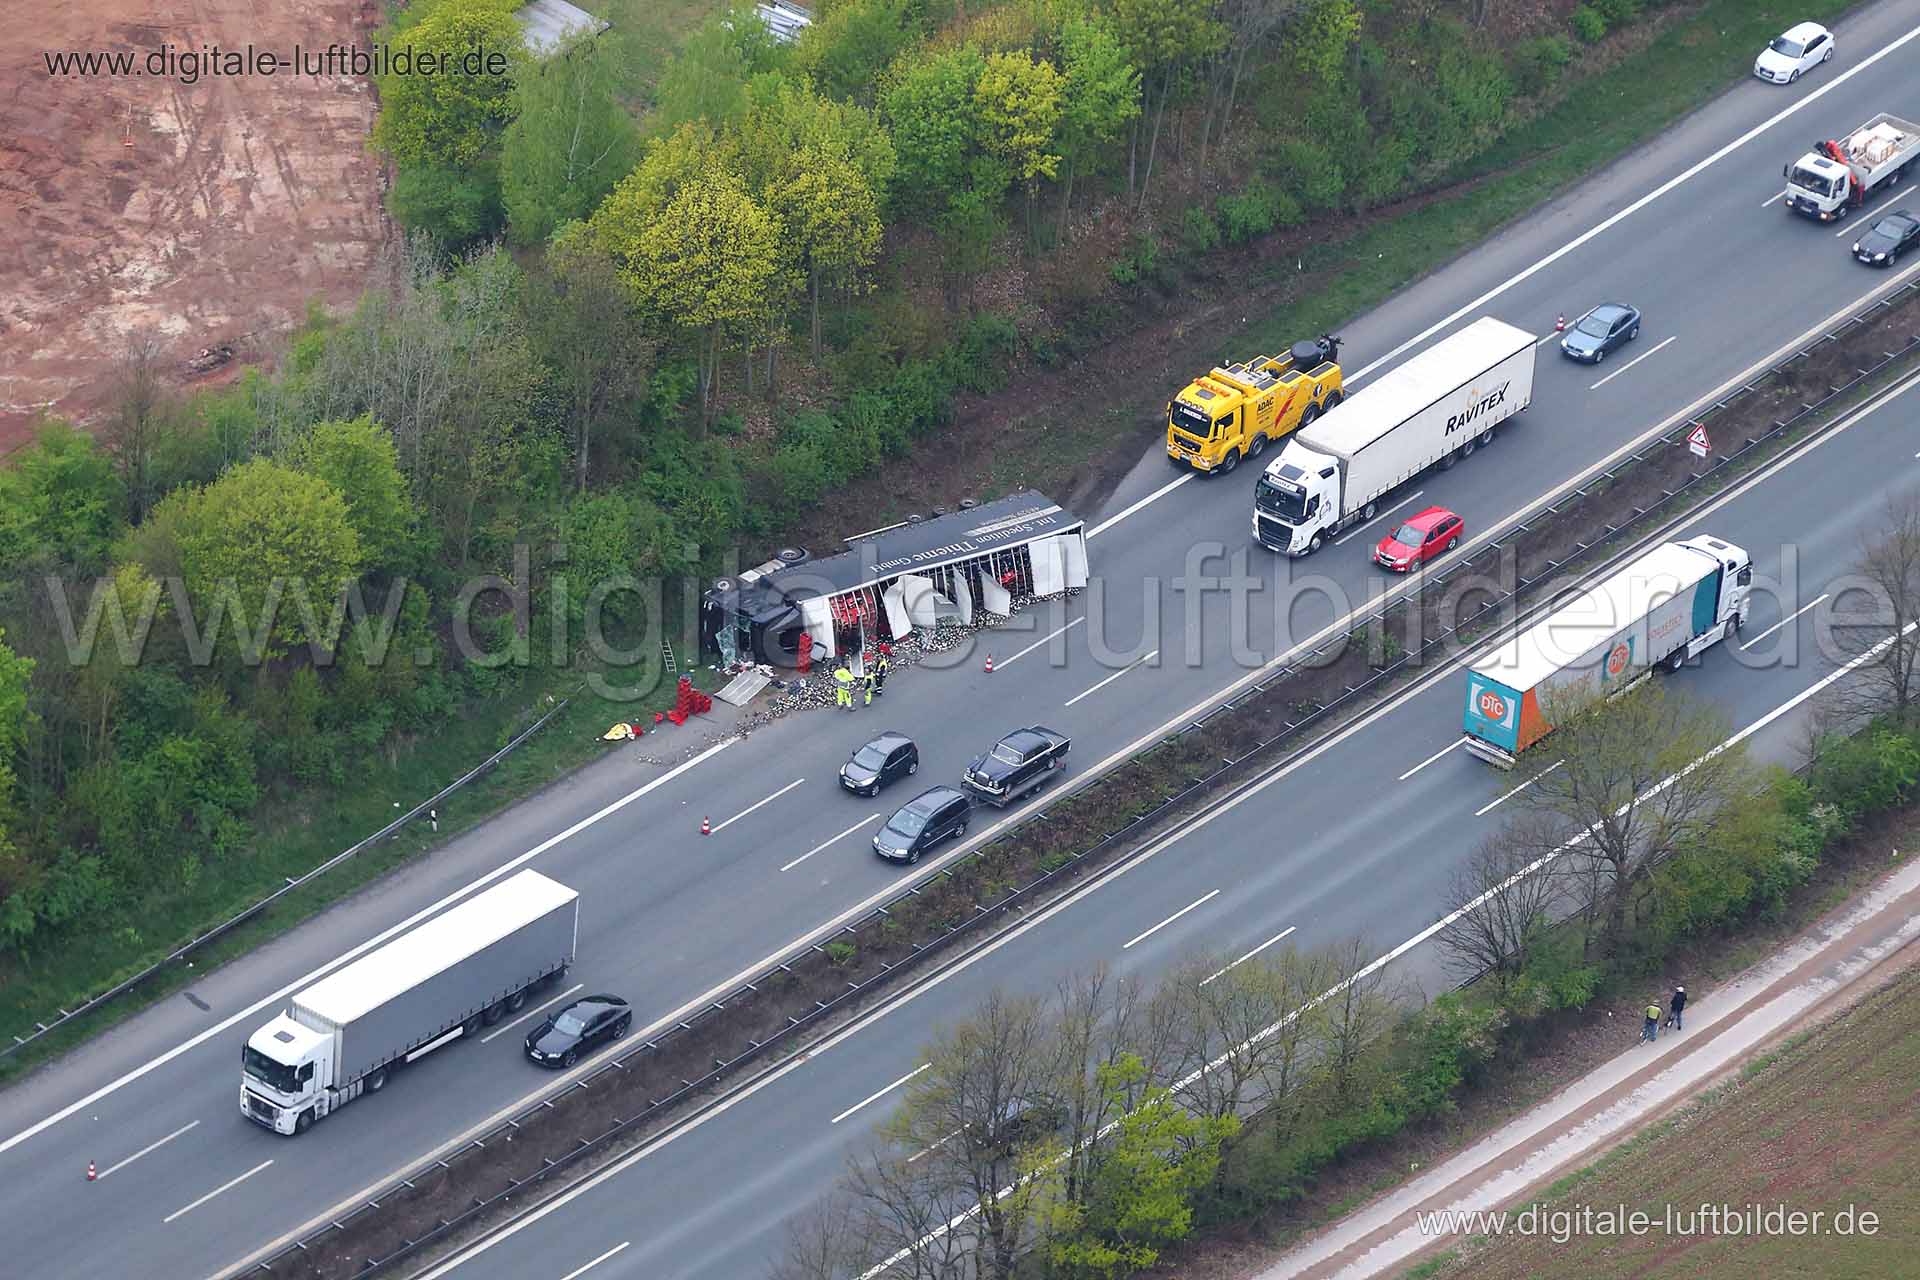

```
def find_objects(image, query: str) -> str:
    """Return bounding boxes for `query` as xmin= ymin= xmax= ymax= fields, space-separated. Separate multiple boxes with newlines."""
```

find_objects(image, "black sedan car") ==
xmin=1854 ymin=210 xmax=1920 ymax=267
xmin=524 ymin=994 xmax=631 ymax=1068
xmin=873 ymin=785 xmax=970 ymax=864
xmin=1559 ymin=303 xmax=1640 ymax=363
xmin=963 ymin=726 xmax=1071 ymax=807
xmin=840 ymin=731 xmax=919 ymax=797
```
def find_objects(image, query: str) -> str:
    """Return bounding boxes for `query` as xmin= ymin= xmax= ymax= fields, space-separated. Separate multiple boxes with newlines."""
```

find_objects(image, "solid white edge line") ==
xmin=995 ymin=616 xmax=1086 ymax=670
xmin=163 ymin=1159 xmax=273 ymax=1224
xmin=1201 ymin=927 xmax=1298 ymax=986
xmin=1121 ymin=889 xmax=1222 ymax=950
xmin=831 ymin=1063 xmax=929 ymax=1125
xmin=555 ymin=1241 xmax=630 ymax=1280
xmin=711 ymin=777 xmax=806 ymax=834
xmin=0 ymin=736 xmax=740 ymax=1162
xmin=480 ymin=984 xmax=584 ymax=1043
xmin=1474 ymin=759 xmax=1564 ymax=817
xmin=1740 ymin=593 xmax=1830 ymax=651
xmin=96 ymin=1120 xmax=199 ymax=1180
xmin=1064 ymin=649 xmax=1160 ymax=708
xmin=1344 ymin=24 xmax=1920 ymax=387
xmin=782 ymin=815 xmax=883 ymax=873
xmin=402 ymin=370 xmax=1920 ymax=1280
xmin=1590 ymin=335 xmax=1678 ymax=391
xmin=1335 ymin=490 xmax=1426 ymax=546
xmin=1399 ymin=736 xmax=1467 ymax=782
xmin=1086 ymin=473 xmax=1194 ymax=540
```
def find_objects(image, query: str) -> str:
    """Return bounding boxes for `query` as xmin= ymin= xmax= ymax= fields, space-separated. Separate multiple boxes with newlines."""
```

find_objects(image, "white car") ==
xmin=1754 ymin=22 xmax=1834 ymax=83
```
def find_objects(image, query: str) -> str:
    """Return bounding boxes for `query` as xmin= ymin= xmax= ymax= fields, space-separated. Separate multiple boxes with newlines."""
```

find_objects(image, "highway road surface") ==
xmin=2 ymin=8 xmax=1918 ymax=1278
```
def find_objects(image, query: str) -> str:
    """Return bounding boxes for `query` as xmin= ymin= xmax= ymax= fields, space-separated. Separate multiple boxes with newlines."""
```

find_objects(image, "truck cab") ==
xmin=1783 ymin=154 xmax=1854 ymax=219
xmin=241 ymin=1014 xmax=336 ymax=1135
xmin=1252 ymin=452 xmax=1336 ymax=555
xmin=1167 ymin=336 xmax=1342 ymax=475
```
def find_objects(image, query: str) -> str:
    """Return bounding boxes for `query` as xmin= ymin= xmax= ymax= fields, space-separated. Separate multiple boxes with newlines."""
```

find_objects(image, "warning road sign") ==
xmin=1686 ymin=423 xmax=1710 ymax=458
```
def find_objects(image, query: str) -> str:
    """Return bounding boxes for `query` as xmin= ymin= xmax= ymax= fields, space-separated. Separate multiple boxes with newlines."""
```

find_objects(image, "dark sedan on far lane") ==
xmin=525 ymin=994 xmax=631 ymax=1068
xmin=1559 ymin=302 xmax=1640 ymax=364
xmin=1853 ymin=210 xmax=1920 ymax=267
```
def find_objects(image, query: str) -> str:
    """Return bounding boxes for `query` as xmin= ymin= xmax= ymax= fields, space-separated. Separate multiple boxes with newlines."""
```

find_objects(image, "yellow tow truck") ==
xmin=1166 ymin=335 xmax=1344 ymax=475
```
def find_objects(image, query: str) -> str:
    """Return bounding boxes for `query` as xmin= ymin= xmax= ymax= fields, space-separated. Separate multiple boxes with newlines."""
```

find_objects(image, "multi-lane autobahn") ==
xmin=3 ymin=7 xmax=1919 ymax=1279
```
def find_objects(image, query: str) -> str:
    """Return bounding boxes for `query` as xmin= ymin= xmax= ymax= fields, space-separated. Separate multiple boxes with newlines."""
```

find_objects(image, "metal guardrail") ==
xmin=1 ymin=695 xmax=576 ymax=1066
xmin=246 ymin=284 xmax=1920 ymax=1279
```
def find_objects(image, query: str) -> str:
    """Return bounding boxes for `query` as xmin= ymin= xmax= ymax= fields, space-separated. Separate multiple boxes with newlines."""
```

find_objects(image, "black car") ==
xmin=873 ymin=786 xmax=971 ymax=864
xmin=840 ymin=731 xmax=919 ymax=797
xmin=962 ymin=726 xmax=1071 ymax=807
xmin=1853 ymin=210 xmax=1920 ymax=266
xmin=524 ymin=994 xmax=631 ymax=1068
xmin=1559 ymin=303 xmax=1640 ymax=363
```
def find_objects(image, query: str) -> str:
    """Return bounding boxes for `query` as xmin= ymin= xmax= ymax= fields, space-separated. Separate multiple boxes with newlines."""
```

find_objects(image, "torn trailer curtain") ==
xmin=698 ymin=491 xmax=1087 ymax=667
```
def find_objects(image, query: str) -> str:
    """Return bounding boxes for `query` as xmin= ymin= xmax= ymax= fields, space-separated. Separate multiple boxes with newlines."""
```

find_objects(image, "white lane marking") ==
xmin=1590 ymin=335 xmax=1677 ymax=390
xmin=0 ymin=736 xmax=739 ymax=1161
xmin=1087 ymin=473 xmax=1194 ymax=540
xmin=995 ymin=616 xmax=1085 ymax=670
xmin=712 ymin=778 xmax=805 ymax=834
xmin=244 ymin=308 xmax=1920 ymax=1280
xmin=1200 ymin=927 xmax=1297 ymax=986
xmin=1760 ymin=191 xmax=1784 ymax=208
xmin=1344 ymin=24 xmax=1920 ymax=387
xmin=1398 ymin=736 xmax=1467 ymax=781
xmin=556 ymin=1242 xmax=629 ymax=1280
xmin=95 ymin=1120 xmax=199 ymax=1181
xmin=906 ymin=1128 xmax=961 ymax=1164
xmin=163 ymin=1160 xmax=273 ymax=1224
xmin=782 ymin=815 xmax=883 ymax=873
xmin=1740 ymin=593 xmax=1829 ymax=651
xmin=1475 ymin=760 xmax=1564 ymax=817
xmin=831 ymin=1063 xmax=929 ymax=1125
xmin=480 ymin=984 xmax=584 ymax=1043
xmin=1121 ymin=889 xmax=1221 ymax=950
xmin=1334 ymin=490 xmax=1426 ymax=546
xmin=1065 ymin=649 xmax=1160 ymax=708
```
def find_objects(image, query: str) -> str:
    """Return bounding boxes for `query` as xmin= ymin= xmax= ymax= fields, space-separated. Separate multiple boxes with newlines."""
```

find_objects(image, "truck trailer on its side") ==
xmin=1782 ymin=113 xmax=1920 ymax=221
xmin=1252 ymin=316 xmax=1535 ymax=556
xmin=1460 ymin=536 xmax=1754 ymax=768
xmin=241 ymin=869 xmax=579 ymax=1135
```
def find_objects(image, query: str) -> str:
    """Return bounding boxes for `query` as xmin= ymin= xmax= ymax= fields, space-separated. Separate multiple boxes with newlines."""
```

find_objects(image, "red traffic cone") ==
xmin=983 ymin=653 xmax=994 ymax=674
xmin=700 ymin=815 xmax=712 ymax=836
xmin=87 ymin=1160 xmax=97 ymax=1182
xmin=1554 ymin=314 xmax=1566 ymax=333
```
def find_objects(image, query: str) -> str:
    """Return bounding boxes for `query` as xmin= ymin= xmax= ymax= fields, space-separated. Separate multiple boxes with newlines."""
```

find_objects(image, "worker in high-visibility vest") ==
xmin=834 ymin=668 xmax=855 ymax=712
xmin=872 ymin=651 xmax=890 ymax=697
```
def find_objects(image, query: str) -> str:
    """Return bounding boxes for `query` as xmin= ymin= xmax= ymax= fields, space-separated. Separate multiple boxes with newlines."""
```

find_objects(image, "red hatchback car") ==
xmin=1374 ymin=506 xmax=1464 ymax=572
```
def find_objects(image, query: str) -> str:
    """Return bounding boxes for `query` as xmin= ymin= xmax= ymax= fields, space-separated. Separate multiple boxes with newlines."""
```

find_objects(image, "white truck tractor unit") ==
xmin=1252 ymin=317 xmax=1535 ymax=556
xmin=240 ymin=869 xmax=578 ymax=1135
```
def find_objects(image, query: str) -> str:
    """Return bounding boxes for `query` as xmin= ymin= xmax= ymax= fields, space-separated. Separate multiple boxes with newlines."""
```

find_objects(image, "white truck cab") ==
xmin=241 ymin=1015 xmax=345 ymax=1134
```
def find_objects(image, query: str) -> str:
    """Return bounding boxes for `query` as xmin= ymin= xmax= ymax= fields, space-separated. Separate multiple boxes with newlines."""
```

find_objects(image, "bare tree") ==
xmin=769 ymin=1191 xmax=860 ymax=1280
xmin=833 ymin=1146 xmax=975 ymax=1280
xmin=1516 ymin=682 xmax=1753 ymax=960
xmin=1435 ymin=817 xmax=1566 ymax=992
xmin=525 ymin=231 xmax=655 ymax=492
xmin=105 ymin=331 xmax=176 ymax=523
xmin=1048 ymin=966 xmax=1154 ymax=1208
xmin=1317 ymin=936 xmax=1400 ymax=1106
xmin=883 ymin=989 xmax=1063 ymax=1280
xmin=1825 ymin=487 xmax=1920 ymax=725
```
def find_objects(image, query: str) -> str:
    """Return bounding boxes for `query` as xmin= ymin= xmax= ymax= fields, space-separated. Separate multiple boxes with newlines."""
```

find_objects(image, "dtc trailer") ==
xmin=240 ymin=869 xmax=578 ymax=1135
xmin=1252 ymin=317 xmax=1534 ymax=556
xmin=1460 ymin=536 xmax=1753 ymax=768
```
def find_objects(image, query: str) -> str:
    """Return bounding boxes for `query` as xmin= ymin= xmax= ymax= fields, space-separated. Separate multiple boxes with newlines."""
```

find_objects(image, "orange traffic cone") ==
xmin=983 ymin=653 xmax=994 ymax=674
xmin=1554 ymin=314 xmax=1566 ymax=333
xmin=87 ymin=1160 xmax=97 ymax=1182
xmin=701 ymin=815 xmax=712 ymax=836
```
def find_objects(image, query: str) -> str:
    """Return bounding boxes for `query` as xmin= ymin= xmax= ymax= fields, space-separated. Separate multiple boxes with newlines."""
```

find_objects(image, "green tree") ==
xmin=500 ymin=33 xmax=642 ymax=245
xmin=793 ymin=0 xmax=923 ymax=105
xmin=882 ymin=44 xmax=992 ymax=222
xmin=738 ymin=77 xmax=897 ymax=207
xmin=1053 ymin=15 xmax=1139 ymax=238
xmin=0 ymin=422 xmax=123 ymax=573
xmin=593 ymin=153 xmax=786 ymax=427
xmin=371 ymin=0 xmax=525 ymax=169
xmin=1109 ymin=0 xmax=1226 ymax=206
xmin=974 ymin=50 xmax=1064 ymax=243
xmin=164 ymin=460 xmax=365 ymax=661
xmin=293 ymin=416 xmax=417 ymax=571
xmin=766 ymin=147 xmax=883 ymax=358
xmin=0 ymin=630 xmax=37 ymax=943
xmin=389 ymin=161 xmax=506 ymax=250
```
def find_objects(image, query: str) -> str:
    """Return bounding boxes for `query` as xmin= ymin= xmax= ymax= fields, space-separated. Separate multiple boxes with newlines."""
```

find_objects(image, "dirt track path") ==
xmin=1255 ymin=856 xmax=1920 ymax=1280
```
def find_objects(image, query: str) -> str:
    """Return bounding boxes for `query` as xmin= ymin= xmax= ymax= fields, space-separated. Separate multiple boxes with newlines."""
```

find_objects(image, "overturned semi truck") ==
xmin=700 ymin=491 xmax=1089 ymax=667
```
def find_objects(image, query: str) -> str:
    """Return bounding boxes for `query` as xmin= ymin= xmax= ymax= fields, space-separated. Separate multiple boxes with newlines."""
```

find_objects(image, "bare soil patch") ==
xmin=0 ymin=0 xmax=387 ymax=452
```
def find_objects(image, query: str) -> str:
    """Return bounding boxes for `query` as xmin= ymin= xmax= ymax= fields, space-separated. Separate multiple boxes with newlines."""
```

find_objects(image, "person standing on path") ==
xmin=834 ymin=668 xmax=854 ymax=712
xmin=1642 ymin=1002 xmax=1662 ymax=1043
xmin=1667 ymin=985 xmax=1687 ymax=1030
xmin=873 ymin=651 xmax=889 ymax=696
xmin=864 ymin=665 xmax=878 ymax=706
